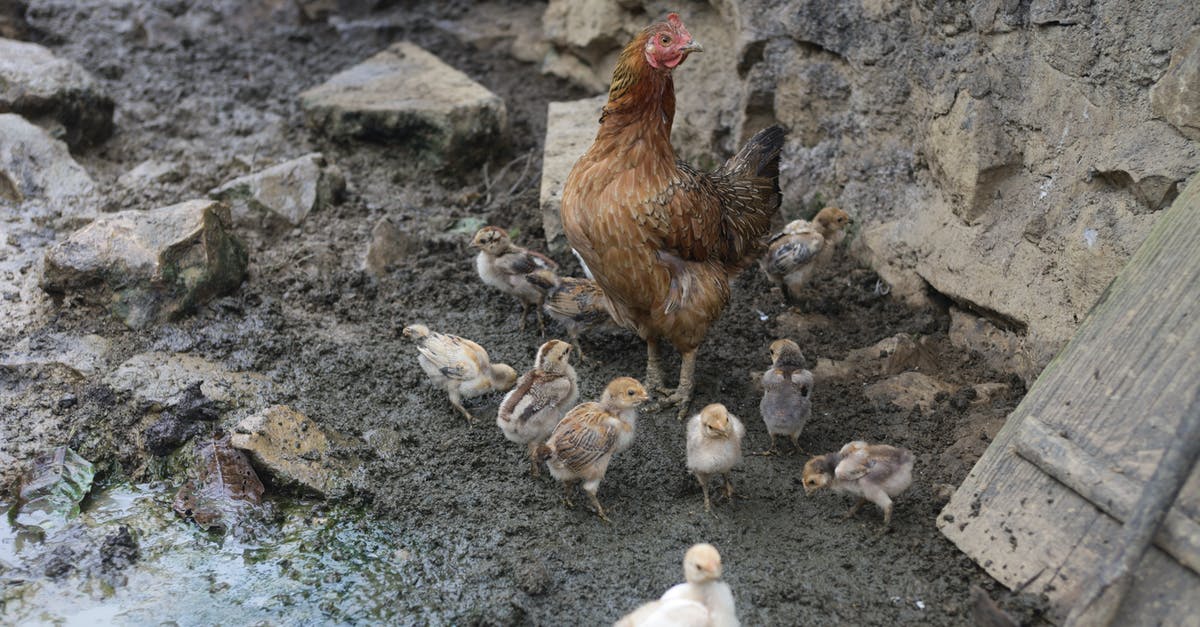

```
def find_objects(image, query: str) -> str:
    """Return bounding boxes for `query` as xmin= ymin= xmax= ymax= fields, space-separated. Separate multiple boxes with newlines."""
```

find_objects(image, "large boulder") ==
xmin=1151 ymin=31 xmax=1200 ymax=141
xmin=231 ymin=405 xmax=354 ymax=497
xmin=0 ymin=38 xmax=114 ymax=148
xmin=41 ymin=200 xmax=248 ymax=328
xmin=0 ymin=113 xmax=98 ymax=226
xmin=540 ymin=95 xmax=604 ymax=252
xmin=299 ymin=42 xmax=507 ymax=170
xmin=210 ymin=153 xmax=345 ymax=229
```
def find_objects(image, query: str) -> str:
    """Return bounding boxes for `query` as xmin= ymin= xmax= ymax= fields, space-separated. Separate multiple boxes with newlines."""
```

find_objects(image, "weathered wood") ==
xmin=938 ymin=173 xmax=1200 ymax=625
xmin=1015 ymin=417 xmax=1200 ymax=576
xmin=1063 ymin=391 xmax=1200 ymax=626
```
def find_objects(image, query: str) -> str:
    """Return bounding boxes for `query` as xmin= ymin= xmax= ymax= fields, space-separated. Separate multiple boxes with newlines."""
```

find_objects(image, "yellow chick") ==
xmin=527 ymin=269 xmax=613 ymax=361
xmin=615 ymin=543 xmax=740 ymax=627
xmin=761 ymin=207 xmax=851 ymax=301
xmin=685 ymin=404 xmax=745 ymax=513
xmin=802 ymin=441 xmax=914 ymax=526
xmin=536 ymin=377 xmax=648 ymax=522
xmin=402 ymin=324 xmax=517 ymax=423
xmin=471 ymin=226 xmax=559 ymax=332
xmin=497 ymin=339 xmax=579 ymax=476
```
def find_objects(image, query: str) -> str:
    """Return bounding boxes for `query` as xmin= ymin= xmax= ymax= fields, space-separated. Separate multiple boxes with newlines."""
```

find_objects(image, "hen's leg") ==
xmin=655 ymin=349 xmax=696 ymax=420
xmin=644 ymin=337 xmax=665 ymax=393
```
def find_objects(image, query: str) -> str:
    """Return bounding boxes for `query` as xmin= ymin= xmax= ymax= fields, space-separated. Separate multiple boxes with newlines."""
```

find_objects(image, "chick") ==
xmin=758 ymin=339 xmax=813 ymax=455
xmin=536 ymin=377 xmax=649 ymax=521
xmin=472 ymin=226 xmax=560 ymax=332
xmin=615 ymin=543 xmax=740 ymax=627
xmin=527 ymin=269 xmax=612 ymax=361
xmin=802 ymin=441 xmax=915 ymax=526
xmin=686 ymin=404 xmax=745 ymax=514
xmin=761 ymin=206 xmax=851 ymax=301
xmin=497 ymin=339 xmax=579 ymax=476
xmin=402 ymin=324 xmax=518 ymax=423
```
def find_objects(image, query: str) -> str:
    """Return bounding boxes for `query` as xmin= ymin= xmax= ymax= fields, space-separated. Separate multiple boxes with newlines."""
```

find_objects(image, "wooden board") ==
xmin=938 ymin=173 xmax=1200 ymax=625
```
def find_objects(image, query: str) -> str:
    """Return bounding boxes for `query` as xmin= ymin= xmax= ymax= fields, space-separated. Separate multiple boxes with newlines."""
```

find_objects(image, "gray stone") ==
xmin=1151 ymin=31 xmax=1200 ymax=141
xmin=926 ymin=92 xmax=1022 ymax=224
xmin=41 ymin=199 xmax=248 ymax=328
xmin=117 ymin=159 xmax=188 ymax=189
xmin=0 ymin=38 xmax=114 ymax=147
xmin=0 ymin=113 xmax=98 ymax=227
xmin=363 ymin=216 xmax=415 ymax=275
xmin=210 ymin=153 xmax=344 ymax=228
xmin=540 ymin=95 xmax=604 ymax=252
xmin=230 ymin=405 xmax=353 ymax=497
xmin=299 ymin=42 xmax=507 ymax=169
xmin=104 ymin=351 xmax=273 ymax=409
xmin=0 ymin=333 xmax=111 ymax=378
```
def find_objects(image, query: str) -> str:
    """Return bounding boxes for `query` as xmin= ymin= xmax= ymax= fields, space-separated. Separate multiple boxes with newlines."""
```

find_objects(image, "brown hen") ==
xmin=560 ymin=13 xmax=785 ymax=418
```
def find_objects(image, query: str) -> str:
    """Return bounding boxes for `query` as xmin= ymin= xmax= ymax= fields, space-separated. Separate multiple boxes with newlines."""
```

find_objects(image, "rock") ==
xmin=143 ymin=381 xmax=223 ymax=456
xmin=927 ymin=91 xmax=1022 ymax=224
xmin=948 ymin=308 xmax=1044 ymax=385
xmin=231 ymin=405 xmax=353 ymax=497
xmin=0 ymin=0 xmax=28 ymax=40
xmin=41 ymin=199 xmax=248 ymax=328
xmin=863 ymin=372 xmax=956 ymax=413
xmin=812 ymin=357 xmax=853 ymax=382
xmin=363 ymin=217 xmax=416 ymax=275
xmin=444 ymin=1 xmax=548 ymax=64
xmin=300 ymin=42 xmax=507 ymax=170
xmin=210 ymin=153 xmax=344 ymax=228
xmin=1151 ymin=31 xmax=1200 ymax=141
xmin=540 ymin=95 xmax=604 ymax=251
xmin=971 ymin=382 xmax=1012 ymax=405
xmin=117 ymin=159 xmax=188 ymax=189
xmin=0 ymin=113 xmax=99 ymax=226
xmin=849 ymin=221 xmax=931 ymax=308
xmin=0 ymin=38 xmax=114 ymax=148
xmin=104 ymin=351 xmax=273 ymax=409
xmin=845 ymin=333 xmax=941 ymax=376
xmin=0 ymin=333 xmax=111 ymax=377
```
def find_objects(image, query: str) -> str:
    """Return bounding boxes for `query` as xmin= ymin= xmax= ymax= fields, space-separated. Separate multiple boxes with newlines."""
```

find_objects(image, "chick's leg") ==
xmin=518 ymin=302 xmax=530 ymax=331
xmin=584 ymin=483 xmax=610 ymax=523
xmin=569 ymin=330 xmax=586 ymax=363
xmin=722 ymin=474 xmax=735 ymax=500
xmin=560 ymin=480 xmax=576 ymax=508
xmin=695 ymin=473 xmax=712 ymax=513
xmin=447 ymin=388 xmax=474 ymax=423
xmin=526 ymin=442 xmax=541 ymax=477
xmin=842 ymin=497 xmax=868 ymax=520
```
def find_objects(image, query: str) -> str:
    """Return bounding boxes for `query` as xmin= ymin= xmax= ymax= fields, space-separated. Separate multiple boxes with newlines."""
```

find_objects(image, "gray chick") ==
xmin=758 ymin=339 xmax=813 ymax=455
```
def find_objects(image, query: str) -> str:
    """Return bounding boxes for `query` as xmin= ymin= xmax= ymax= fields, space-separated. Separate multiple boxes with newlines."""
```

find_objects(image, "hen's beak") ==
xmin=680 ymin=39 xmax=703 ymax=54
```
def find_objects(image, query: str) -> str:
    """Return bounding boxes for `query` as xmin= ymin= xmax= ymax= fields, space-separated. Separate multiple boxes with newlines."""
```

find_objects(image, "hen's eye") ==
xmin=660 ymin=35 xmax=671 ymax=45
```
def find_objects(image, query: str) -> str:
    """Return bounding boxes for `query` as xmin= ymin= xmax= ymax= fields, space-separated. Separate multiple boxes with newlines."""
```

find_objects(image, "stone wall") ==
xmin=537 ymin=0 xmax=1200 ymax=373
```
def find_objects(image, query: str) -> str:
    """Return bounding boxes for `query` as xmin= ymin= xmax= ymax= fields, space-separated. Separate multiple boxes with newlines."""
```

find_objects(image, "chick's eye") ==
xmin=627 ymin=390 xmax=635 ymax=396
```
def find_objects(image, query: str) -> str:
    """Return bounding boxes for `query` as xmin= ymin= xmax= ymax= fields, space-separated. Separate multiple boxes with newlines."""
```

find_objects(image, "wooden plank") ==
xmin=1015 ymin=417 xmax=1200 ymax=576
xmin=938 ymin=173 xmax=1200 ymax=624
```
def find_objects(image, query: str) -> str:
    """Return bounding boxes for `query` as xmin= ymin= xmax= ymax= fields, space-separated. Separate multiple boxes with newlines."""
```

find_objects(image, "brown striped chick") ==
xmin=686 ymin=404 xmax=745 ymax=514
xmin=497 ymin=339 xmax=579 ymax=476
xmin=471 ymin=226 xmax=560 ymax=333
xmin=402 ymin=324 xmax=517 ymax=423
xmin=761 ymin=207 xmax=851 ymax=301
xmin=802 ymin=441 xmax=914 ymax=527
xmin=527 ymin=269 xmax=612 ymax=361
xmin=536 ymin=377 xmax=649 ymax=522
xmin=615 ymin=543 xmax=740 ymax=627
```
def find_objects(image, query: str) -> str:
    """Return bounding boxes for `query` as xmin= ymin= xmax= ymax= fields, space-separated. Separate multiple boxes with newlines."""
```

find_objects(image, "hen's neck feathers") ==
xmin=597 ymin=30 xmax=676 ymax=162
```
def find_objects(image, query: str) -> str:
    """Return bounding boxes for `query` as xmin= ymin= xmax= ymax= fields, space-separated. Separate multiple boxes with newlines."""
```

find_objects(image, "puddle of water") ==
xmin=0 ymin=484 xmax=458 ymax=626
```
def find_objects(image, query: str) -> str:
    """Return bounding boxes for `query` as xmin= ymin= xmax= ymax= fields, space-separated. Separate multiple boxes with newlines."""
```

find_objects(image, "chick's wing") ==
xmin=552 ymin=408 xmax=620 ymax=473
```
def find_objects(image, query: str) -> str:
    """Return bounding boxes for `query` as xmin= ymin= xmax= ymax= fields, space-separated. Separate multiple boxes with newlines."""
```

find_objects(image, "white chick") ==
xmin=497 ymin=339 xmax=579 ymax=476
xmin=686 ymin=403 xmax=745 ymax=513
xmin=402 ymin=323 xmax=518 ymax=423
xmin=615 ymin=543 xmax=740 ymax=627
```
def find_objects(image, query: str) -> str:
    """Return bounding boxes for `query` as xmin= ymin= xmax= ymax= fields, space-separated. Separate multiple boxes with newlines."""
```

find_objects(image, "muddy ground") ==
xmin=4 ymin=1 xmax=1046 ymax=624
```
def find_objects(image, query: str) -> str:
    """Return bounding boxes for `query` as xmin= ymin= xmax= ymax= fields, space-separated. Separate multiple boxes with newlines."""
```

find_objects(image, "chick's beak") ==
xmin=680 ymin=39 xmax=703 ymax=54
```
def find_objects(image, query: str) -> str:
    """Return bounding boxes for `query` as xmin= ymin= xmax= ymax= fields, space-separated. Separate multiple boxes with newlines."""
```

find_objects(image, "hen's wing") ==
xmin=550 ymin=407 xmax=620 ymax=473
xmin=416 ymin=333 xmax=483 ymax=381
xmin=764 ymin=231 xmax=825 ymax=277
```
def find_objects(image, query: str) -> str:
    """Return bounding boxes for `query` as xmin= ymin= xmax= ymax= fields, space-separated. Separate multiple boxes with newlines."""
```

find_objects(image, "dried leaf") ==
xmin=172 ymin=432 xmax=264 ymax=532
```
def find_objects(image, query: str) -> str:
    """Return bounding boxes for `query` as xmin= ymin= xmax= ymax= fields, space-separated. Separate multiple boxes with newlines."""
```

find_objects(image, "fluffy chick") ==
xmin=686 ymin=404 xmax=745 ymax=513
xmin=615 ymin=543 xmax=740 ymax=627
xmin=759 ymin=339 xmax=813 ymax=454
xmin=497 ymin=339 xmax=579 ymax=476
xmin=471 ymin=226 xmax=560 ymax=332
xmin=402 ymin=324 xmax=517 ymax=423
xmin=527 ymin=269 xmax=612 ymax=361
xmin=536 ymin=377 xmax=648 ymax=522
xmin=761 ymin=207 xmax=851 ymax=301
xmin=802 ymin=441 xmax=915 ymax=526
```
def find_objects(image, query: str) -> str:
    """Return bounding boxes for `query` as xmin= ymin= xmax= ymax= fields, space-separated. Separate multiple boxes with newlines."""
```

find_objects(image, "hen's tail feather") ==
xmin=723 ymin=124 xmax=785 ymax=181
